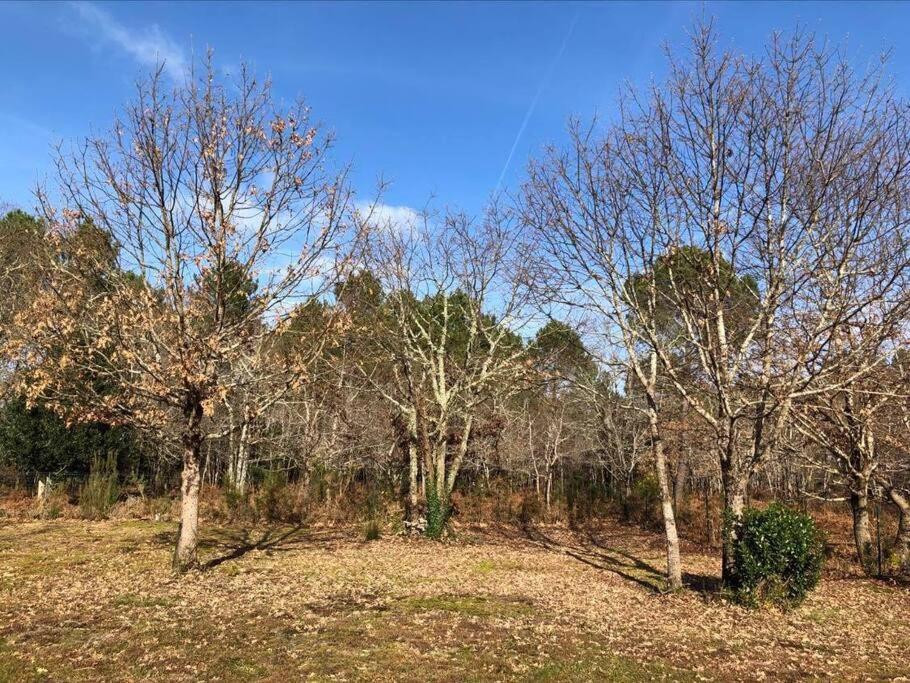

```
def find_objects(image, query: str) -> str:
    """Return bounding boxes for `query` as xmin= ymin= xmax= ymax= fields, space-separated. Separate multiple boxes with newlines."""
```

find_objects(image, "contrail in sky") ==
xmin=493 ymin=11 xmax=580 ymax=196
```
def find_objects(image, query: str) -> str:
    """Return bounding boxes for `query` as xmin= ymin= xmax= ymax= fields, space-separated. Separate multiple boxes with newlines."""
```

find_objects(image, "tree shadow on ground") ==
xmin=200 ymin=526 xmax=309 ymax=568
xmin=150 ymin=525 xmax=346 ymax=569
xmin=495 ymin=523 xmax=724 ymax=595
xmin=519 ymin=525 xmax=668 ymax=593
xmin=584 ymin=527 xmax=725 ymax=595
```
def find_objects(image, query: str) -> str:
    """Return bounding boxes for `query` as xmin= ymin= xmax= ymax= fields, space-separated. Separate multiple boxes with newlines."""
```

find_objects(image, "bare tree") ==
xmin=521 ymin=23 xmax=910 ymax=584
xmin=520 ymin=118 xmax=687 ymax=589
xmin=793 ymin=328 xmax=910 ymax=572
xmin=355 ymin=207 xmax=531 ymax=535
xmin=593 ymin=380 xmax=649 ymax=504
xmin=6 ymin=58 xmax=356 ymax=571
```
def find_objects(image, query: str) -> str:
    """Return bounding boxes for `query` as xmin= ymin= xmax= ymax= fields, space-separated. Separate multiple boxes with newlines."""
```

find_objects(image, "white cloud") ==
xmin=355 ymin=201 xmax=422 ymax=235
xmin=70 ymin=2 xmax=187 ymax=81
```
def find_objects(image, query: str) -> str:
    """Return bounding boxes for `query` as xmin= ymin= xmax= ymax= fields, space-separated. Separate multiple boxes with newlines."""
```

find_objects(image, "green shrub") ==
xmin=729 ymin=503 xmax=825 ymax=608
xmin=79 ymin=453 xmax=120 ymax=520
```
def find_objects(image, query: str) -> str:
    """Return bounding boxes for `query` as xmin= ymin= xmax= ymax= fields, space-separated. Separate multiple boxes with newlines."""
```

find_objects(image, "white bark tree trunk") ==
xmin=36 ymin=477 xmax=50 ymax=518
xmin=888 ymin=488 xmax=910 ymax=569
xmin=720 ymin=460 xmax=748 ymax=585
xmin=648 ymin=407 xmax=683 ymax=590
xmin=407 ymin=440 xmax=419 ymax=522
xmin=174 ymin=402 xmax=203 ymax=573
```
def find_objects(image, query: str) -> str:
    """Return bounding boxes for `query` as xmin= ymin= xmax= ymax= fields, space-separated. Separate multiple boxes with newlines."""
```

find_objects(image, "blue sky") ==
xmin=3 ymin=1 xmax=910 ymax=217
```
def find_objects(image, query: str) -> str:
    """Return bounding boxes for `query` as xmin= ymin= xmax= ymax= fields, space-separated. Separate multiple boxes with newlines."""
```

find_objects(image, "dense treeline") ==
xmin=2 ymin=24 xmax=910 ymax=588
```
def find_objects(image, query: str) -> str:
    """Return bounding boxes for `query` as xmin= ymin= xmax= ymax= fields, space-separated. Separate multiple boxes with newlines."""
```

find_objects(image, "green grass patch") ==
xmin=473 ymin=559 xmax=496 ymax=575
xmin=210 ymin=656 xmax=269 ymax=680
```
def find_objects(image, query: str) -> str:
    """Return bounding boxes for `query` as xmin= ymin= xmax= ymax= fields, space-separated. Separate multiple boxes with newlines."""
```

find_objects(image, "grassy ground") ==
xmin=0 ymin=518 xmax=908 ymax=682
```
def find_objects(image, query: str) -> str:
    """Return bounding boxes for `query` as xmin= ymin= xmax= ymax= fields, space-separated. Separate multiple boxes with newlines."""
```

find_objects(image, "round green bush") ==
xmin=729 ymin=503 xmax=825 ymax=608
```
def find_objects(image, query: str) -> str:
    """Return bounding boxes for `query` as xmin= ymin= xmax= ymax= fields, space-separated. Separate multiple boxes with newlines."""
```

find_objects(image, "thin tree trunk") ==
xmin=545 ymin=469 xmax=553 ymax=512
xmin=445 ymin=416 xmax=473 ymax=496
xmin=434 ymin=439 xmax=447 ymax=501
xmin=648 ymin=407 xmax=683 ymax=590
xmin=888 ymin=488 xmax=910 ymax=569
xmin=232 ymin=420 xmax=250 ymax=494
xmin=407 ymin=440 xmax=419 ymax=523
xmin=673 ymin=457 xmax=688 ymax=514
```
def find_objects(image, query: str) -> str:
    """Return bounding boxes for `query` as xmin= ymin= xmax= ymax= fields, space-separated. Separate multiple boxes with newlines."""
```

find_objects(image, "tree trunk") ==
xmin=434 ymin=439 xmax=447 ymax=499
xmin=407 ymin=441 xmax=419 ymax=523
xmin=36 ymin=476 xmax=50 ymax=519
xmin=648 ymin=410 xmax=683 ymax=590
xmin=174 ymin=402 xmax=203 ymax=573
xmin=545 ymin=468 xmax=553 ymax=512
xmin=673 ymin=457 xmax=688 ymax=514
xmin=887 ymin=488 xmax=910 ymax=570
xmin=445 ymin=416 xmax=473 ymax=496
xmin=850 ymin=486 xmax=874 ymax=574
xmin=720 ymin=463 xmax=747 ymax=586
xmin=422 ymin=438 xmax=449 ymax=539
xmin=425 ymin=478 xmax=448 ymax=539
xmin=229 ymin=420 xmax=250 ymax=494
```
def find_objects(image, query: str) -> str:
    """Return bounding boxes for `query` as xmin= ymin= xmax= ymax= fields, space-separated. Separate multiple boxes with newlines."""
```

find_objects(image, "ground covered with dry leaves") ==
xmin=1 ymin=518 xmax=908 ymax=681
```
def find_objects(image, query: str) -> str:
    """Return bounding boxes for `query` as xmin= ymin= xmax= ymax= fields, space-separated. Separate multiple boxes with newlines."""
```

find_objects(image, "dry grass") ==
xmin=0 ymin=517 xmax=908 ymax=681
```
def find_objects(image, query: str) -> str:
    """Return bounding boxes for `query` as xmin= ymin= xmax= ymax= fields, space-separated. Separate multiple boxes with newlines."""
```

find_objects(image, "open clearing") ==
xmin=1 ymin=519 xmax=908 ymax=682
